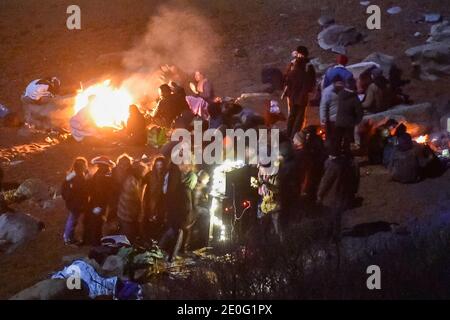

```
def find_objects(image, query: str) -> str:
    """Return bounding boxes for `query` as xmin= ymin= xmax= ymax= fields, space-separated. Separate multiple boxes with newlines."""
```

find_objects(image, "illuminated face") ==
xmin=194 ymin=71 xmax=204 ymax=82
xmin=154 ymin=160 xmax=165 ymax=172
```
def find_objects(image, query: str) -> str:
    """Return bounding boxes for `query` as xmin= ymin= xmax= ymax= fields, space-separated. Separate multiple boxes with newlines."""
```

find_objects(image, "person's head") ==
xmin=152 ymin=156 xmax=167 ymax=174
xmin=71 ymin=157 xmax=88 ymax=175
xmin=194 ymin=71 xmax=205 ymax=82
xmin=129 ymin=104 xmax=140 ymax=115
xmin=296 ymin=46 xmax=309 ymax=58
xmin=332 ymin=75 xmax=345 ymax=92
xmin=385 ymin=119 xmax=399 ymax=133
xmin=336 ymin=54 xmax=349 ymax=66
xmin=116 ymin=153 xmax=133 ymax=170
xmin=131 ymin=161 xmax=148 ymax=179
xmin=197 ymin=170 xmax=210 ymax=186
xmin=395 ymin=123 xmax=407 ymax=137
xmin=91 ymin=156 xmax=115 ymax=173
xmin=158 ymin=84 xmax=172 ymax=99
xmin=49 ymin=77 xmax=61 ymax=95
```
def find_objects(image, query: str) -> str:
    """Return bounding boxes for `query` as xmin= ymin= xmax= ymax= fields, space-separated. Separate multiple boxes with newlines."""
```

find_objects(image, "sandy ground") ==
xmin=0 ymin=0 xmax=450 ymax=299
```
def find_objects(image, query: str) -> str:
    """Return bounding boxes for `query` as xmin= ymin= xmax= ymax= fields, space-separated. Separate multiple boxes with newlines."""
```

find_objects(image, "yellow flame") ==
xmin=414 ymin=135 xmax=428 ymax=144
xmin=73 ymin=80 xmax=133 ymax=128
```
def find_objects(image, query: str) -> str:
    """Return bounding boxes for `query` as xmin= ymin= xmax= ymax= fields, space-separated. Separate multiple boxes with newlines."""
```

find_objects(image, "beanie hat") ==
xmin=336 ymin=54 xmax=348 ymax=66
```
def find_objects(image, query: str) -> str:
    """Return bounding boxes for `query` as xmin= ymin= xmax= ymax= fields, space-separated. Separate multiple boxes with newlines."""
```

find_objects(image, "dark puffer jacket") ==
xmin=336 ymin=89 xmax=364 ymax=128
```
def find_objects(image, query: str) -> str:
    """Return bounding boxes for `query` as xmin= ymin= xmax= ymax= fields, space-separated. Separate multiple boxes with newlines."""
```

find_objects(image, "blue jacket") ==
xmin=323 ymin=65 xmax=354 ymax=89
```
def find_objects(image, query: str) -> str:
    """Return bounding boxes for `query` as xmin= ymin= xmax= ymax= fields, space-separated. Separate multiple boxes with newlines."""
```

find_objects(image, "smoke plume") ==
xmin=121 ymin=4 xmax=221 ymax=102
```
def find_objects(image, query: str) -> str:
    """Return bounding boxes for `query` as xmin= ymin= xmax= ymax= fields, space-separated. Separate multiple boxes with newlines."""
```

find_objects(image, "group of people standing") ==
xmin=61 ymin=153 xmax=210 ymax=261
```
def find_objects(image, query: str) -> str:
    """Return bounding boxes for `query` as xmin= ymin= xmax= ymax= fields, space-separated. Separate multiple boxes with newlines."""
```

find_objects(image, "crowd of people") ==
xmin=57 ymin=44 xmax=447 ymax=258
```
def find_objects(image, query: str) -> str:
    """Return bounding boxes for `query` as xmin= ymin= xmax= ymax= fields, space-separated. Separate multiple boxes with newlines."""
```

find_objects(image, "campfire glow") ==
xmin=414 ymin=135 xmax=428 ymax=144
xmin=73 ymin=80 xmax=134 ymax=128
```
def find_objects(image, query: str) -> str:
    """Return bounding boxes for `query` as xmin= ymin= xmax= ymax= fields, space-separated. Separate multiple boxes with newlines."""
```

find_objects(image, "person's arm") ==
xmin=354 ymin=95 xmax=364 ymax=124
xmin=362 ymin=85 xmax=375 ymax=110
xmin=320 ymin=90 xmax=330 ymax=125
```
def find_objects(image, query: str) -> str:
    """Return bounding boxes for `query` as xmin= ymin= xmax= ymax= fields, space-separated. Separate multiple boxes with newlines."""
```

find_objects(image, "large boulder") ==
xmin=0 ymin=212 xmax=45 ymax=254
xmin=14 ymin=178 xmax=54 ymax=202
xmin=427 ymin=20 xmax=450 ymax=43
xmin=362 ymin=102 xmax=436 ymax=136
xmin=363 ymin=52 xmax=395 ymax=76
xmin=405 ymin=20 xmax=450 ymax=81
xmin=317 ymin=24 xmax=362 ymax=53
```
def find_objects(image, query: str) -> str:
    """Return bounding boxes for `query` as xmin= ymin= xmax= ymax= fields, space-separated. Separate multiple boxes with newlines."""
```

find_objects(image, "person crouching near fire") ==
xmin=83 ymin=156 xmax=114 ymax=246
xmin=21 ymin=77 xmax=61 ymax=105
xmin=61 ymin=157 xmax=89 ymax=246
xmin=117 ymin=161 xmax=148 ymax=244
xmin=126 ymin=105 xmax=147 ymax=146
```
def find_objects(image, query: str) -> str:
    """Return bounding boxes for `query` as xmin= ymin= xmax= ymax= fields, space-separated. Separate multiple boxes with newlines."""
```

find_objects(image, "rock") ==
xmin=362 ymin=102 xmax=436 ymax=136
xmin=440 ymin=114 xmax=450 ymax=132
xmin=233 ymin=48 xmax=248 ymax=58
xmin=10 ymin=279 xmax=89 ymax=300
xmin=427 ymin=20 xmax=450 ymax=43
xmin=0 ymin=212 xmax=45 ymax=254
xmin=14 ymin=178 xmax=53 ymax=202
xmin=414 ymin=32 xmax=422 ymax=37
xmin=317 ymin=24 xmax=362 ymax=52
xmin=387 ymin=6 xmax=402 ymax=15
xmin=424 ymin=13 xmax=442 ymax=24
xmin=317 ymin=15 xmax=335 ymax=27
xmin=360 ymin=1 xmax=370 ymax=6
xmin=363 ymin=52 xmax=395 ymax=76
xmin=346 ymin=61 xmax=380 ymax=79
xmin=405 ymin=41 xmax=450 ymax=81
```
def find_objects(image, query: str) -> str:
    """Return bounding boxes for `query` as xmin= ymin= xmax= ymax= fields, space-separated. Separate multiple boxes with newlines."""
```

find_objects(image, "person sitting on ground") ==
xmin=191 ymin=71 xmax=215 ymax=104
xmin=367 ymin=119 xmax=399 ymax=165
xmin=320 ymin=75 xmax=344 ymax=151
xmin=61 ymin=157 xmax=89 ymax=246
xmin=126 ymin=105 xmax=147 ymax=146
xmin=362 ymin=68 xmax=393 ymax=113
xmin=387 ymin=133 xmax=420 ymax=183
xmin=153 ymin=84 xmax=190 ymax=128
xmin=21 ymin=77 xmax=61 ymax=105
xmin=335 ymin=78 xmax=364 ymax=154
xmin=389 ymin=65 xmax=411 ymax=105
xmin=322 ymin=54 xmax=354 ymax=90
xmin=117 ymin=161 xmax=147 ymax=244
xmin=84 ymin=156 xmax=114 ymax=246
xmin=382 ymin=122 xmax=406 ymax=167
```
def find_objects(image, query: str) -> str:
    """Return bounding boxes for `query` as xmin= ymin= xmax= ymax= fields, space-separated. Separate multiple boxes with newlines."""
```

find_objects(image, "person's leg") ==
xmin=290 ymin=96 xmax=308 ymax=138
xmin=286 ymin=98 xmax=299 ymax=138
xmin=171 ymin=229 xmax=184 ymax=262
xmin=63 ymin=211 xmax=79 ymax=243
xmin=342 ymin=127 xmax=354 ymax=153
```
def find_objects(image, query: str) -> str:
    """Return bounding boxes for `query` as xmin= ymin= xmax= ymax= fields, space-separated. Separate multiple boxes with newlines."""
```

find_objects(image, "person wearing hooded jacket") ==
xmin=334 ymin=78 xmax=363 ymax=154
xmin=83 ymin=156 xmax=114 ymax=246
xmin=283 ymin=46 xmax=316 ymax=139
